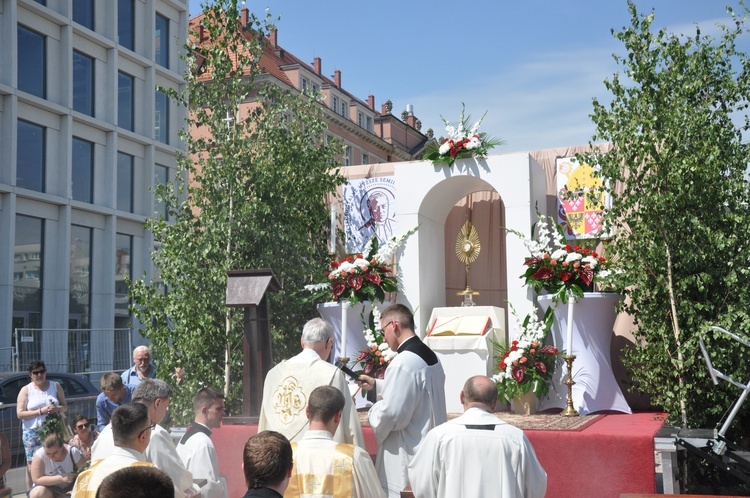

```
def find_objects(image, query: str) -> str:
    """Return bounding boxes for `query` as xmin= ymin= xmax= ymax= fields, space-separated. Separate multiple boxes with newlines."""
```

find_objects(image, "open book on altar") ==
xmin=428 ymin=315 xmax=492 ymax=336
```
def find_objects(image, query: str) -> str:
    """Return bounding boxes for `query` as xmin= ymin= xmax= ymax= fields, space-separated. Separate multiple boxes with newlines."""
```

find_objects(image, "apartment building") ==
xmin=191 ymin=8 xmax=432 ymax=166
xmin=0 ymin=0 xmax=188 ymax=372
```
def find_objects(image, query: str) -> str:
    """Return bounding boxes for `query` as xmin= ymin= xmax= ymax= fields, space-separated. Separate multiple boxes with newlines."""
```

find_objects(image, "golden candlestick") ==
xmin=560 ymin=355 xmax=579 ymax=417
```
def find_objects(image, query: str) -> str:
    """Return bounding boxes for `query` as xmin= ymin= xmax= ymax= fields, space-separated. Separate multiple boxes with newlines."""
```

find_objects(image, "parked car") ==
xmin=0 ymin=372 xmax=99 ymax=466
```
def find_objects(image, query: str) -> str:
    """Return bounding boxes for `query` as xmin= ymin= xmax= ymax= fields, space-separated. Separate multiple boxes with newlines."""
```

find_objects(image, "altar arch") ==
xmin=393 ymin=153 xmax=547 ymax=338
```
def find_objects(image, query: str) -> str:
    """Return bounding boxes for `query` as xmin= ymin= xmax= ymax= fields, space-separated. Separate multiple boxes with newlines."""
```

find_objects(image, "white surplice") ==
xmin=90 ymin=423 xmax=197 ymax=498
xmin=368 ymin=348 xmax=447 ymax=498
xmin=284 ymin=430 xmax=385 ymax=498
xmin=258 ymin=349 xmax=364 ymax=448
xmin=177 ymin=424 xmax=228 ymax=498
xmin=407 ymin=407 xmax=547 ymax=498
xmin=71 ymin=446 xmax=151 ymax=498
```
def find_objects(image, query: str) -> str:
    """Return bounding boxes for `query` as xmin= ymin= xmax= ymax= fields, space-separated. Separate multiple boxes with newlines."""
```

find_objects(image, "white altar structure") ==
xmin=392 ymin=154 xmax=546 ymax=337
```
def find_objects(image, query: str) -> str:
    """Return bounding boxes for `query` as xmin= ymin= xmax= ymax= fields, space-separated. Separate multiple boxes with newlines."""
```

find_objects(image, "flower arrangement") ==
xmin=424 ymin=104 xmax=505 ymax=167
xmin=305 ymin=228 xmax=416 ymax=306
xmin=354 ymin=305 xmax=396 ymax=379
xmin=510 ymin=213 xmax=614 ymax=304
xmin=492 ymin=306 xmax=558 ymax=404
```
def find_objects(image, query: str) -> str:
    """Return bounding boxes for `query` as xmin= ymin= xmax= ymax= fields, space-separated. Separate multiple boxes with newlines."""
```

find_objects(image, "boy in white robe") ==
xmin=285 ymin=386 xmax=384 ymax=498
xmin=177 ymin=387 xmax=228 ymax=498
xmin=357 ymin=304 xmax=447 ymax=498
xmin=408 ymin=375 xmax=547 ymax=498
xmin=258 ymin=318 xmax=364 ymax=448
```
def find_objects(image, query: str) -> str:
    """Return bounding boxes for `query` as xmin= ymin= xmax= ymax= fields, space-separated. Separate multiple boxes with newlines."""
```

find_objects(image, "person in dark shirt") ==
xmin=242 ymin=431 xmax=293 ymax=498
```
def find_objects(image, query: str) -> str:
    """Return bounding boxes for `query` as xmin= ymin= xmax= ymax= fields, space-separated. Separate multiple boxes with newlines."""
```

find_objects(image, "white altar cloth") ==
xmin=424 ymin=306 xmax=506 ymax=413
xmin=537 ymin=293 xmax=632 ymax=415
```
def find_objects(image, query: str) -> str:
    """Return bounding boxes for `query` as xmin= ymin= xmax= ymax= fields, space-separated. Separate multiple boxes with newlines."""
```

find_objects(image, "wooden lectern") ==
xmin=225 ymin=269 xmax=281 ymax=422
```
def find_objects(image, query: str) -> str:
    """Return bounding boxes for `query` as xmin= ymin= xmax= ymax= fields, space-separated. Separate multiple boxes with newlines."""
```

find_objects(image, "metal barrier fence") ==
xmin=11 ymin=328 xmax=133 ymax=376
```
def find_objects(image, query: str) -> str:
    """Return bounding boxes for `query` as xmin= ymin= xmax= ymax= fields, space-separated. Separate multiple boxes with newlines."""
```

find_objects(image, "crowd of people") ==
xmin=10 ymin=303 xmax=547 ymax=497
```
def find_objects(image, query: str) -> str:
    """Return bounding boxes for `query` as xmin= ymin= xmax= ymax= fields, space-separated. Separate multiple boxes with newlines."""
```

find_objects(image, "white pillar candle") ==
xmin=330 ymin=204 xmax=337 ymax=254
xmin=341 ymin=301 xmax=349 ymax=360
xmin=566 ymin=299 xmax=575 ymax=356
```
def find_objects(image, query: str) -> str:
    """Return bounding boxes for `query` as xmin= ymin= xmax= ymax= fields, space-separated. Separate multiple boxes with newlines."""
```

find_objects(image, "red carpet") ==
xmin=212 ymin=412 xmax=666 ymax=498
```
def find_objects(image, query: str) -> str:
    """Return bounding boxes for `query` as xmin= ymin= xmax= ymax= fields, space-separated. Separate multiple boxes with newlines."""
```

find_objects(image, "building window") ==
xmin=154 ymin=164 xmax=169 ymax=220
xmin=362 ymin=153 xmax=369 ymax=165
xmin=301 ymin=77 xmax=309 ymax=94
xmin=344 ymin=146 xmax=351 ymax=166
xmin=155 ymin=13 xmax=169 ymax=68
xmin=341 ymin=101 xmax=347 ymax=117
xmin=69 ymin=225 xmax=92 ymax=330
xmin=357 ymin=112 xmax=363 ymax=127
xmin=72 ymin=138 xmax=94 ymax=203
xmin=118 ymin=71 xmax=134 ymax=131
xmin=366 ymin=116 xmax=373 ymax=132
xmin=17 ymin=120 xmax=45 ymax=192
xmin=17 ymin=26 xmax=46 ymax=99
xmin=72 ymin=0 xmax=94 ymax=30
xmin=117 ymin=152 xmax=133 ymax=213
xmin=14 ymin=215 xmax=44 ymax=365
xmin=115 ymin=233 xmax=132 ymax=319
xmin=155 ymin=90 xmax=169 ymax=143
xmin=118 ymin=0 xmax=135 ymax=50
xmin=73 ymin=50 xmax=95 ymax=116
xmin=313 ymin=84 xmax=319 ymax=94
xmin=332 ymin=96 xmax=338 ymax=113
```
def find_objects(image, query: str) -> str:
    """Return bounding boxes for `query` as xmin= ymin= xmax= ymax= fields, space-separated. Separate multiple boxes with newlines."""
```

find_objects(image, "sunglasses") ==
xmin=75 ymin=423 xmax=91 ymax=430
xmin=31 ymin=369 xmax=46 ymax=376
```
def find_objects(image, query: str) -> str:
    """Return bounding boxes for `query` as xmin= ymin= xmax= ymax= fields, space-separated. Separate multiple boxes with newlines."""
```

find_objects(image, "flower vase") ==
xmin=511 ymin=391 xmax=538 ymax=415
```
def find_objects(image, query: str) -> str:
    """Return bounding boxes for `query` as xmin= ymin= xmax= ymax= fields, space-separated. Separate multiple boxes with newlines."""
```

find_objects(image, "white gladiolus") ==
xmin=439 ymin=141 xmax=451 ymax=155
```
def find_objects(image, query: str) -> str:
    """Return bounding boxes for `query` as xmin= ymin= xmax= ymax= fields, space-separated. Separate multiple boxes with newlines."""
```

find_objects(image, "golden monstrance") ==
xmin=455 ymin=221 xmax=481 ymax=306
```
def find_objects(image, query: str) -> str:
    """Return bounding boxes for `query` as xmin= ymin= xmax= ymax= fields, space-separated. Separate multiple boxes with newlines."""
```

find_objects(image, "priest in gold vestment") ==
xmin=259 ymin=318 xmax=364 ymax=448
xmin=284 ymin=386 xmax=384 ymax=498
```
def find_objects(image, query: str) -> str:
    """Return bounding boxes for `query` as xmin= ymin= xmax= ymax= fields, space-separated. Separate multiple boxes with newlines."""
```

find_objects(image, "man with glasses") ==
xmin=356 ymin=304 xmax=447 ymax=498
xmin=121 ymin=346 xmax=156 ymax=386
xmin=91 ymin=380 xmax=198 ymax=497
xmin=96 ymin=373 xmax=135 ymax=431
xmin=258 ymin=318 xmax=364 ymax=447
xmin=71 ymin=403 xmax=154 ymax=497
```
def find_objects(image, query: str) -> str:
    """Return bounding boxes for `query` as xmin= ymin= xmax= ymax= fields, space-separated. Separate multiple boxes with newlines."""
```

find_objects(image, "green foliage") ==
xmin=129 ymin=1 xmax=345 ymax=424
xmin=584 ymin=1 xmax=750 ymax=430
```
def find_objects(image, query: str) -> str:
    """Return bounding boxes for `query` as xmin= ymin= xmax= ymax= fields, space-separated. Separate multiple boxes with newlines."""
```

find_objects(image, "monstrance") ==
xmin=455 ymin=221 xmax=481 ymax=306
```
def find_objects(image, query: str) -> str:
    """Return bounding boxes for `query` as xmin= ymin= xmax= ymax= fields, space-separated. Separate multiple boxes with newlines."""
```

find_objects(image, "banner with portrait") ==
xmin=344 ymin=177 xmax=396 ymax=253
xmin=556 ymin=156 xmax=609 ymax=240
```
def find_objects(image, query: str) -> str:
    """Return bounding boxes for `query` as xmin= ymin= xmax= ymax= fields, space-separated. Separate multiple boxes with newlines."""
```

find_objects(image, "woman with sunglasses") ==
xmin=16 ymin=360 xmax=68 ymax=489
xmin=68 ymin=415 xmax=98 ymax=461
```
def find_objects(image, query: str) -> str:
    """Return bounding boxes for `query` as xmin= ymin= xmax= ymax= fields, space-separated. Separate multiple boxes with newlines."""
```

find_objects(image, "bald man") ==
xmin=408 ymin=375 xmax=546 ymax=498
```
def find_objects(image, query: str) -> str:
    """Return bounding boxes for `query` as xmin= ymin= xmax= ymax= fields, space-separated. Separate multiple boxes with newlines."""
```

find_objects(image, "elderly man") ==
xmin=357 ymin=304 xmax=447 ymax=498
xmin=408 ymin=376 xmax=547 ymax=498
xmin=177 ymin=387 xmax=228 ymax=498
xmin=258 ymin=317 xmax=363 ymax=448
xmin=242 ymin=431 xmax=293 ymax=498
xmin=71 ymin=403 xmax=154 ymax=497
xmin=121 ymin=345 xmax=156 ymax=386
xmin=95 ymin=373 xmax=135 ymax=431
xmin=286 ymin=386 xmax=384 ymax=498
xmin=91 ymin=380 xmax=198 ymax=497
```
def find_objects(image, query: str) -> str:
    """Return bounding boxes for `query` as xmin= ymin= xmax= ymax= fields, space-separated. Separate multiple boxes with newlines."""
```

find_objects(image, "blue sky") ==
xmin=189 ymin=1 xmax=747 ymax=153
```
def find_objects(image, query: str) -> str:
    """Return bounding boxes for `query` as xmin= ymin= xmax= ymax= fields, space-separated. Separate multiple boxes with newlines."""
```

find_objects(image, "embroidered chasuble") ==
xmin=259 ymin=350 xmax=364 ymax=447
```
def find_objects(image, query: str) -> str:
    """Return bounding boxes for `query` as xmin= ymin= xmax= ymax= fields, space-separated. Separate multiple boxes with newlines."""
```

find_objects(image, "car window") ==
xmin=48 ymin=376 xmax=87 ymax=396
xmin=0 ymin=377 xmax=28 ymax=404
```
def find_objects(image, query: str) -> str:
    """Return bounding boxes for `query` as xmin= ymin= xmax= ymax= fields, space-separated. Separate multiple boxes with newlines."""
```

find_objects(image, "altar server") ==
xmin=177 ymin=387 xmax=228 ymax=498
xmin=285 ymin=386 xmax=384 ymax=498
xmin=357 ymin=304 xmax=447 ymax=498
xmin=408 ymin=376 xmax=547 ymax=498
xmin=258 ymin=318 xmax=364 ymax=448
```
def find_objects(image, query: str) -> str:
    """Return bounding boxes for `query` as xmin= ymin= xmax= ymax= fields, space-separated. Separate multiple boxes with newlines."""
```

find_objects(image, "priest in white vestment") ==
xmin=258 ymin=318 xmax=364 ymax=448
xmin=285 ymin=386 xmax=384 ymax=498
xmin=72 ymin=403 xmax=154 ymax=498
xmin=177 ymin=387 xmax=228 ymax=498
xmin=408 ymin=376 xmax=547 ymax=498
xmin=357 ymin=304 xmax=447 ymax=498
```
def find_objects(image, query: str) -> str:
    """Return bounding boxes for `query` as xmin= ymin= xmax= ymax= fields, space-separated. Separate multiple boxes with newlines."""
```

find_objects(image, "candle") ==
xmin=341 ymin=301 xmax=349 ymax=360
xmin=330 ymin=204 xmax=337 ymax=254
xmin=566 ymin=299 xmax=575 ymax=356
